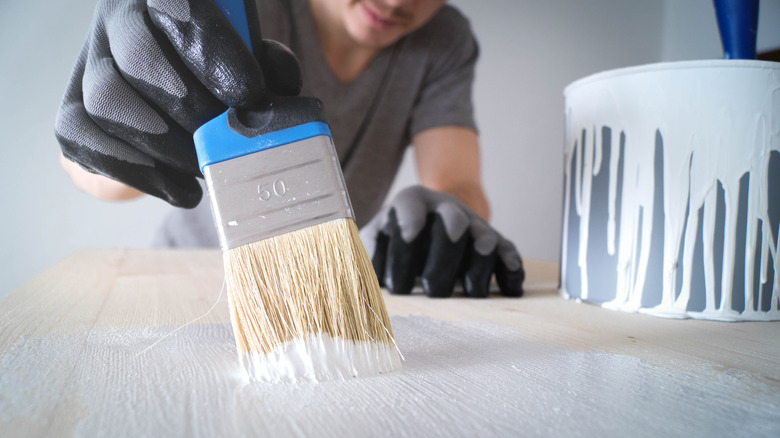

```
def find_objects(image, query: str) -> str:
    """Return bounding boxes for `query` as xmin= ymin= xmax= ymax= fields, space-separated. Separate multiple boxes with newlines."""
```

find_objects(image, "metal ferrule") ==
xmin=203 ymin=135 xmax=354 ymax=252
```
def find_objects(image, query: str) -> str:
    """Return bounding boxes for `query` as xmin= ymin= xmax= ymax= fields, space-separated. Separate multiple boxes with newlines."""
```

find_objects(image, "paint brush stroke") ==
xmin=1 ymin=315 xmax=778 ymax=437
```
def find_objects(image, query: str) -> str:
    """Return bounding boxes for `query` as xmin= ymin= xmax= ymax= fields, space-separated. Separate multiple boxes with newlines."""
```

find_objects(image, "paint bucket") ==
xmin=560 ymin=60 xmax=780 ymax=321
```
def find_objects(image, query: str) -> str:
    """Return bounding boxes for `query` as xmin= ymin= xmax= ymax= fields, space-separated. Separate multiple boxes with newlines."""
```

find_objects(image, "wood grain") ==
xmin=1 ymin=250 xmax=778 ymax=437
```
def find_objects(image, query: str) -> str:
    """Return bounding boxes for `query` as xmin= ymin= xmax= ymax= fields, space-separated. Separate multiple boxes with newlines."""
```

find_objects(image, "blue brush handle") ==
xmin=197 ymin=0 xmax=327 ymax=171
xmin=195 ymin=120 xmax=331 ymax=171
xmin=212 ymin=0 xmax=253 ymax=51
xmin=195 ymin=0 xmax=256 ymax=171
xmin=713 ymin=0 xmax=759 ymax=59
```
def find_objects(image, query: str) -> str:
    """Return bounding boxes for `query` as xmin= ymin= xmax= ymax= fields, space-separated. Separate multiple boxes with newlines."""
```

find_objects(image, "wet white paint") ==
xmin=562 ymin=60 xmax=780 ymax=321
xmin=1 ymin=315 xmax=777 ymax=438
xmin=242 ymin=334 xmax=402 ymax=383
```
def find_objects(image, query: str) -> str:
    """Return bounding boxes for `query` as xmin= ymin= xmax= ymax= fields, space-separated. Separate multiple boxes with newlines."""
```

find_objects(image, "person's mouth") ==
xmin=360 ymin=2 xmax=402 ymax=30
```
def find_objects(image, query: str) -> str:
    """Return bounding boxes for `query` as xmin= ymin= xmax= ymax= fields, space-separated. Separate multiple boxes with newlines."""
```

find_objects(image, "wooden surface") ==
xmin=1 ymin=250 xmax=778 ymax=437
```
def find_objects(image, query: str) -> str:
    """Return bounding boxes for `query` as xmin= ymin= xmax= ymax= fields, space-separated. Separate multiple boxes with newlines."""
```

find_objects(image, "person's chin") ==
xmin=349 ymin=26 xmax=399 ymax=49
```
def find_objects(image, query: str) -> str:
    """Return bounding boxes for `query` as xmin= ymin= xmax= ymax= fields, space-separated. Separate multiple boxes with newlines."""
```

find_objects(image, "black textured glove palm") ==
xmin=361 ymin=186 xmax=525 ymax=298
xmin=55 ymin=0 xmax=302 ymax=208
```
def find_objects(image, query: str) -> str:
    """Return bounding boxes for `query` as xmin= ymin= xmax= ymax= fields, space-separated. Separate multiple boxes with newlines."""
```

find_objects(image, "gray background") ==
xmin=1 ymin=0 xmax=779 ymax=296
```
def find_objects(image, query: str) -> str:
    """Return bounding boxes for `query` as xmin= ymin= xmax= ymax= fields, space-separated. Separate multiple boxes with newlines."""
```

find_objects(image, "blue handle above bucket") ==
xmin=713 ymin=0 xmax=759 ymax=59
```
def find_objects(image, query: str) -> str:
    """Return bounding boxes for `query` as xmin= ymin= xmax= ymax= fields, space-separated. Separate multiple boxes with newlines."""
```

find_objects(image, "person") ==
xmin=56 ymin=0 xmax=524 ymax=297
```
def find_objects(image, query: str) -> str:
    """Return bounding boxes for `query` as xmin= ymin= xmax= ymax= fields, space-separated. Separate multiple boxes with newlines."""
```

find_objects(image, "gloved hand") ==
xmin=55 ymin=0 xmax=302 ymax=208
xmin=360 ymin=186 xmax=525 ymax=298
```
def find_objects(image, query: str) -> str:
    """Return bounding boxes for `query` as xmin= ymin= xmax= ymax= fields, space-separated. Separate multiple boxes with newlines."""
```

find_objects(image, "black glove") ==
xmin=55 ymin=0 xmax=302 ymax=208
xmin=360 ymin=186 xmax=525 ymax=298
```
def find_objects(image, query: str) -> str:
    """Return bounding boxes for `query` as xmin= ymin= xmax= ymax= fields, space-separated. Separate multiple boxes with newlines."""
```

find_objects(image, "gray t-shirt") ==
xmin=155 ymin=0 xmax=478 ymax=247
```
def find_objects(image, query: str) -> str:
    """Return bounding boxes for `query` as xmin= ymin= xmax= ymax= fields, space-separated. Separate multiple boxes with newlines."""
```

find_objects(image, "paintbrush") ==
xmin=196 ymin=0 xmax=401 ymax=382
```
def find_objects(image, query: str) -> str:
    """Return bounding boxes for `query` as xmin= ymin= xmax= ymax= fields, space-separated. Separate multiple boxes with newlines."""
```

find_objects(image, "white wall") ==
xmin=2 ymin=0 xmax=778 ymax=296
xmin=0 ymin=0 xmax=172 ymax=296
xmin=390 ymin=0 xmax=664 ymax=263
xmin=389 ymin=0 xmax=780 ymax=268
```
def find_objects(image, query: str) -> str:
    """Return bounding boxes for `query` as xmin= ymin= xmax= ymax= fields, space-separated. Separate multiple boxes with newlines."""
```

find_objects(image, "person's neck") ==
xmin=309 ymin=0 xmax=380 ymax=84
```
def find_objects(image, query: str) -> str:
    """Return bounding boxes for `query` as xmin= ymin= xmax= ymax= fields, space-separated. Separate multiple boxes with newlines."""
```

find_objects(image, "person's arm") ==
xmin=358 ymin=8 xmax=523 ymax=298
xmin=60 ymin=154 xmax=144 ymax=201
xmin=413 ymin=126 xmax=490 ymax=221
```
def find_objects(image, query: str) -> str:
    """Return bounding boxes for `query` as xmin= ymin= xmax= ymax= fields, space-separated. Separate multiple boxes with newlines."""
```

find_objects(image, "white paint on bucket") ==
xmin=561 ymin=60 xmax=780 ymax=321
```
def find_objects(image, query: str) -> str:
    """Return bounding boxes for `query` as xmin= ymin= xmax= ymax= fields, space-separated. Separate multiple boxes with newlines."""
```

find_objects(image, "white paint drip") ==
xmin=561 ymin=60 xmax=780 ymax=321
xmin=241 ymin=334 xmax=402 ymax=383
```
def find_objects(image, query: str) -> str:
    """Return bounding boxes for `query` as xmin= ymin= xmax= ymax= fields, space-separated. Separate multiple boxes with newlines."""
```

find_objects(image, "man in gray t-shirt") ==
xmin=156 ymin=0 xmax=481 ymax=247
xmin=56 ymin=0 xmax=524 ymax=297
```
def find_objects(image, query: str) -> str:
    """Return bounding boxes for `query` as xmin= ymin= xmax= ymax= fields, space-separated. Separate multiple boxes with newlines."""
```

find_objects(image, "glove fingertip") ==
xmin=420 ymin=213 xmax=467 ymax=298
xmin=260 ymin=40 xmax=303 ymax=96
xmin=496 ymin=258 xmax=525 ymax=297
xmin=462 ymin=251 xmax=495 ymax=298
xmin=384 ymin=209 xmax=424 ymax=295
xmin=421 ymin=277 xmax=455 ymax=298
xmin=171 ymin=184 xmax=204 ymax=209
xmin=385 ymin=272 xmax=414 ymax=295
xmin=370 ymin=232 xmax=389 ymax=288
xmin=155 ymin=177 xmax=203 ymax=209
